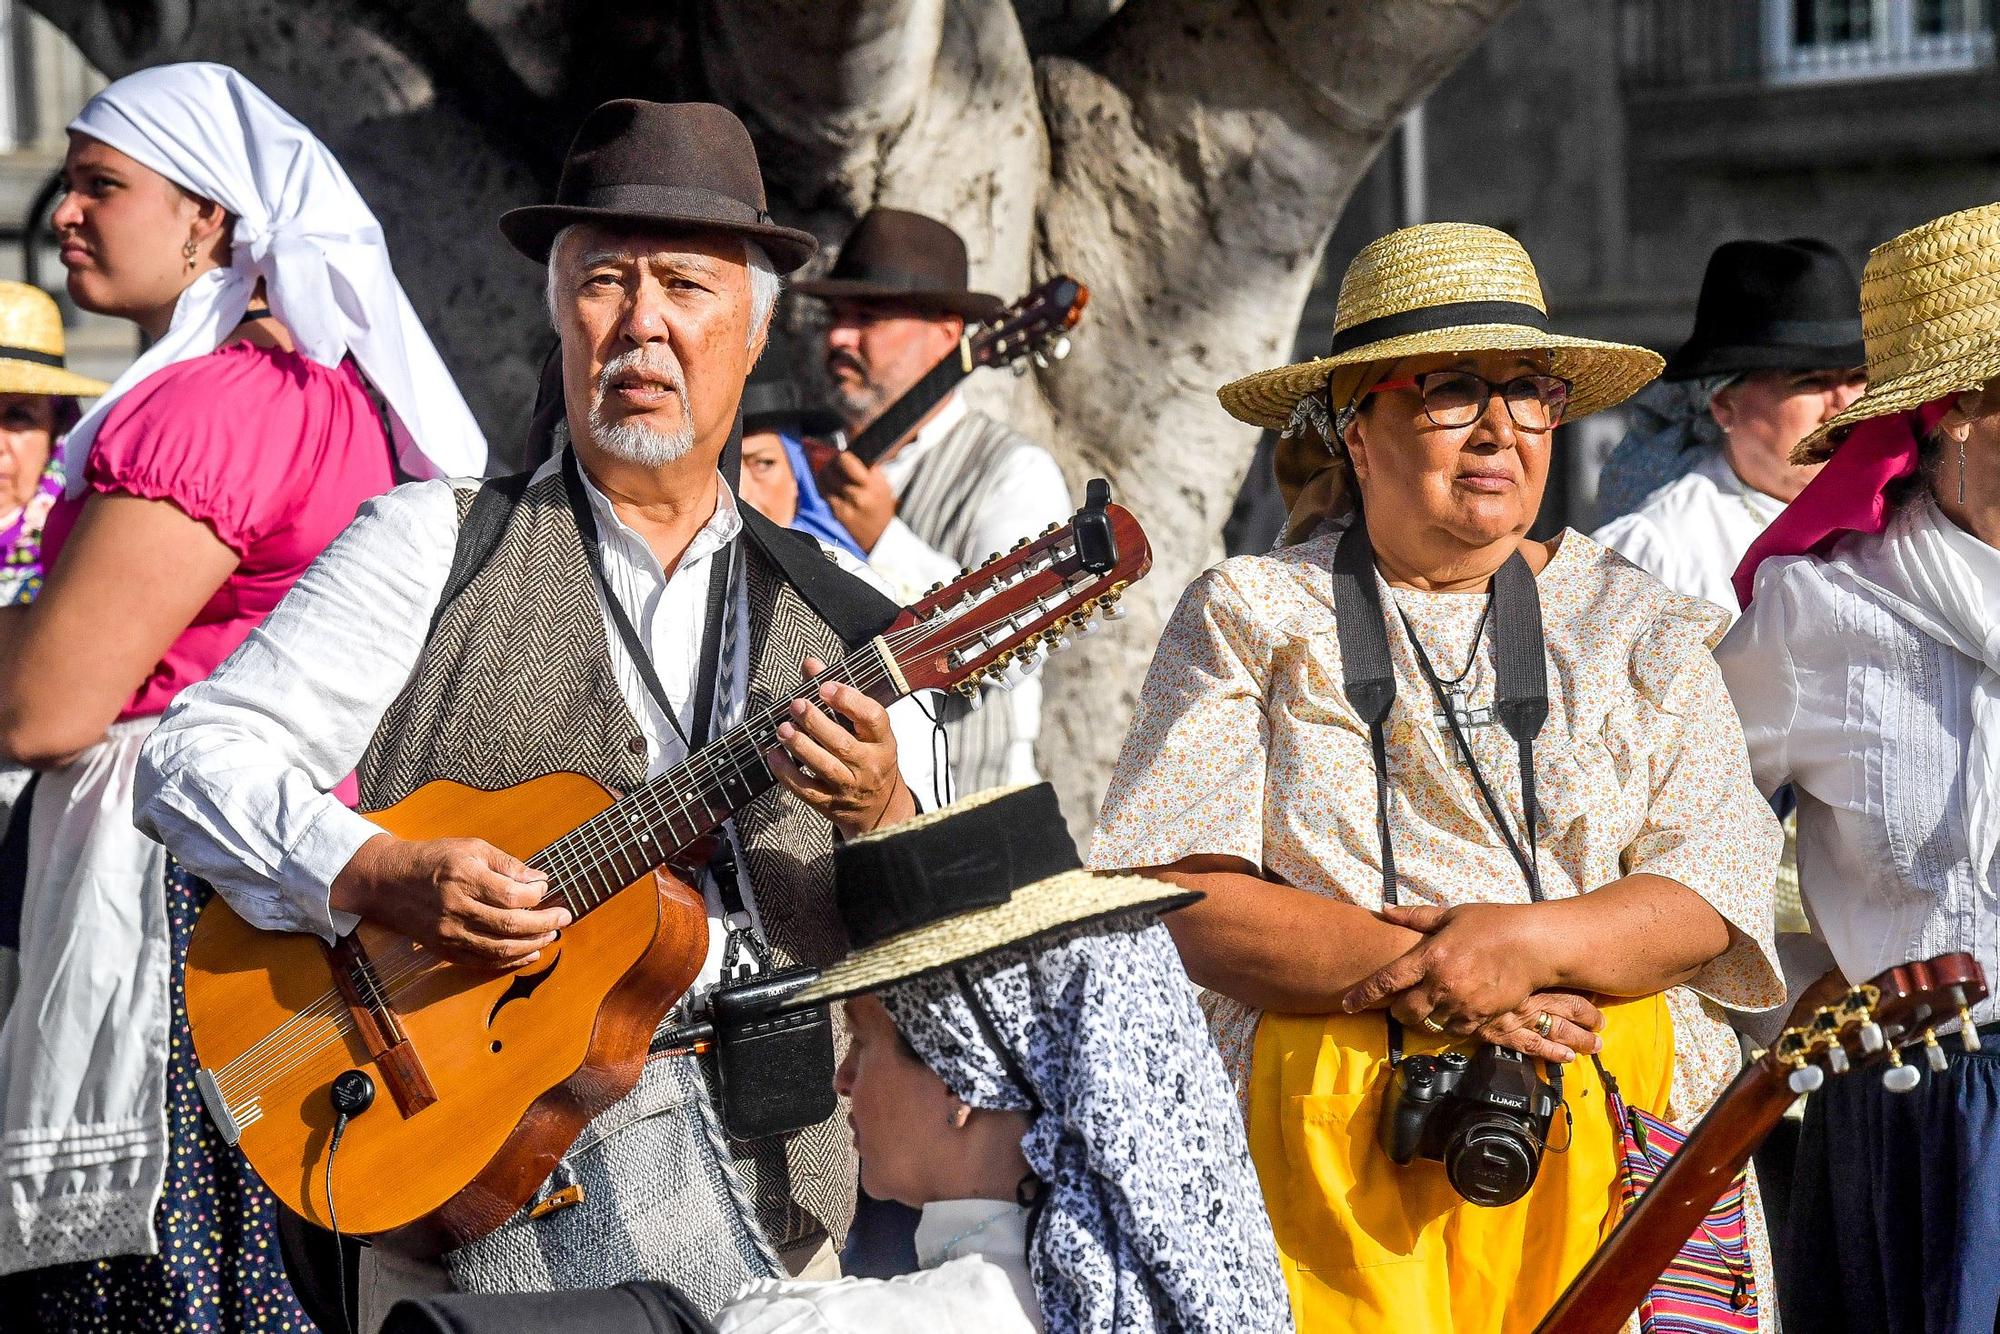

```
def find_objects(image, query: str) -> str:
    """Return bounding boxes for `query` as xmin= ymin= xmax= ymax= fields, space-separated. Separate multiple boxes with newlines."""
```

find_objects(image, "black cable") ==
xmin=325 ymin=1114 xmax=353 ymax=1334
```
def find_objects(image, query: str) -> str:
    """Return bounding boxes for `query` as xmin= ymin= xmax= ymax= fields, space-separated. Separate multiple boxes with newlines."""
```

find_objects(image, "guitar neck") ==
xmin=1534 ymin=1059 xmax=1796 ymax=1333
xmin=846 ymin=354 xmax=969 ymax=467
xmin=532 ymin=640 xmax=901 ymax=914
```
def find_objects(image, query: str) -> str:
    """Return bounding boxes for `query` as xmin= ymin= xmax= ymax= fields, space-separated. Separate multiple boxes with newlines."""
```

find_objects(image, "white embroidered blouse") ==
xmin=1089 ymin=528 xmax=1786 ymax=1122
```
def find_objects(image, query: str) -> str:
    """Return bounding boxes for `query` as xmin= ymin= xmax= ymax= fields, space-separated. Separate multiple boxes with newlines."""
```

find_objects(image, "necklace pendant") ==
xmin=1436 ymin=686 xmax=1496 ymax=733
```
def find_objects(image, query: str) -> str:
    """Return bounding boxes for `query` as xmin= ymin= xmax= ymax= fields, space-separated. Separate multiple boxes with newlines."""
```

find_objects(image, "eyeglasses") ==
xmin=1364 ymin=370 xmax=1573 ymax=433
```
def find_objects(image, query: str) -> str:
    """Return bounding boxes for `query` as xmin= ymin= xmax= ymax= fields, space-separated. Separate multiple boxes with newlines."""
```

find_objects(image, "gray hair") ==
xmin=546 ymin=224 xmax=779 ymax=348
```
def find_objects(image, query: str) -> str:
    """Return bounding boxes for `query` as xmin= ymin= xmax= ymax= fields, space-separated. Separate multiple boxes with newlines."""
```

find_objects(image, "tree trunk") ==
xmin=28 ymin=0 xmax=1516 ymax=835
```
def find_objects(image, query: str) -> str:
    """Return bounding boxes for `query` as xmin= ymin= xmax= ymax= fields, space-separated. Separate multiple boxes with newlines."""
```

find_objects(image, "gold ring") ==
xmin=1420 ymin=1015 xmax=1446 ymax=1034
xmin=1535 ymin=1011 xmax=1555 ymax=1039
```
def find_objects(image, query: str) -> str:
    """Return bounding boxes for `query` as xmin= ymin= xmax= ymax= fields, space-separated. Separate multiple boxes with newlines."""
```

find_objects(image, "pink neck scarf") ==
xmin=1732 ymin=397 xmax=1955 ymax=608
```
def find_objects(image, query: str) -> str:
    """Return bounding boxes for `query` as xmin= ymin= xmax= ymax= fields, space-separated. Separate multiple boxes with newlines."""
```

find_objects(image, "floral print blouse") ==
xmin=1089 ymin=527 xmax=1785 ymax=1124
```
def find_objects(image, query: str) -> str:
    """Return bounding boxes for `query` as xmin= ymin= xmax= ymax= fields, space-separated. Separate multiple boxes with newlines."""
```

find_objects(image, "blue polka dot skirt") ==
xmin=7 ymin=863 xmax=319 ymax=1332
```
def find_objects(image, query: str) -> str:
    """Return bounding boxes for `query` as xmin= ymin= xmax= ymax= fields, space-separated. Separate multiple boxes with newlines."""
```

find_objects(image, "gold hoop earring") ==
xmin=182 ymin=237 xmax=198 ymax=271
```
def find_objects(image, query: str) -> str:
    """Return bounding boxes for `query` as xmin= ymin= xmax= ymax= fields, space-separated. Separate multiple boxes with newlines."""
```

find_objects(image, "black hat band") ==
xmin=556 ymin=182 xmax=773 ymax=227
xmin=1326 ymin=299 xmax=1551 ymax=358
xmin=1715 ymin=315 xmax=1862 ymax=345
xmin=0 ymin=345 xmax=65 ymax=369
xmin=836 ymin=784 xmax=1083 ymax=948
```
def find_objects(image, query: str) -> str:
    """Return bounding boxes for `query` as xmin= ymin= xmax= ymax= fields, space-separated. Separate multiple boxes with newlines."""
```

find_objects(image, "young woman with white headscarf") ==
xmin=0 ymin=62 xmax=485 ymax=1330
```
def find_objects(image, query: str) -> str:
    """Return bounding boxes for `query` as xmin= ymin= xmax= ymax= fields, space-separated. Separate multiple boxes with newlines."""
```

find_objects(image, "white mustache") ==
xmin=596 ymin=347 xmax=687 ymax=402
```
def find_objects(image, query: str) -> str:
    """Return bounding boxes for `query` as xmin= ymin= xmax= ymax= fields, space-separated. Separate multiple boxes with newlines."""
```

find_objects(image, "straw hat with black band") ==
xmin=1793 ymin=201 xmax=2000 ymax=464
xmin=1218 ymin=223 xmax=1662 ymax=543
xmin=0 ymin=283 xmax=108 ymax=401
xmin=787 ymin=782 xmax=1197 ymax=1008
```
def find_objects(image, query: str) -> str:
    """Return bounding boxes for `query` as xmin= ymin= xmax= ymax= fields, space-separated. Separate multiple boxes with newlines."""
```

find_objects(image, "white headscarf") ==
xmin=62 ymin=62 xmax=487 ymax=492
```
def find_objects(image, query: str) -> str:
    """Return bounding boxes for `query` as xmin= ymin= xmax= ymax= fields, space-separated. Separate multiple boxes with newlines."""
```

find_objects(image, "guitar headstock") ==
xmin=1767 ymin=952 xmax=1988 ymax=1095
xmin=968 ymin=275 xmax=1089 ymax=375
xmin=881 ymin=478 xmax=1149 ymax=699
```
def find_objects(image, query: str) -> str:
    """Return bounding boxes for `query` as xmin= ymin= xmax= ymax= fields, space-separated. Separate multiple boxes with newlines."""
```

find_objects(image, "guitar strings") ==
xmin=211 ymin=559 xmax=1102 ymax=1105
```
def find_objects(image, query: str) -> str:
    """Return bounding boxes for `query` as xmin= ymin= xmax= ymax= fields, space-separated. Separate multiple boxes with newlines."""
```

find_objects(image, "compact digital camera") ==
xmin=1378 ymin=1044 xmax=1561 ymax=1207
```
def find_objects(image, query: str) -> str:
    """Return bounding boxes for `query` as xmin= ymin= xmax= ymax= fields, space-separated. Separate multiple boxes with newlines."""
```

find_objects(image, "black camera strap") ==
xmin=562 ymin=447 xmax=767 ymax=976
xmin=1329 ymin=518 xmax=1549 ymax=1067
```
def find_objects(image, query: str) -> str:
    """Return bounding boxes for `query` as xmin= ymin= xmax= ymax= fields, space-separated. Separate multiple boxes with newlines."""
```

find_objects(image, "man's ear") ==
xmin=1708 ymin=384 xmax=1738 ymax=434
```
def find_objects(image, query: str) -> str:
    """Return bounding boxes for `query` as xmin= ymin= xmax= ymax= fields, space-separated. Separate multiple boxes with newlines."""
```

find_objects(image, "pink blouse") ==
xmin=42 ymin=342 xmax=396 ymax=720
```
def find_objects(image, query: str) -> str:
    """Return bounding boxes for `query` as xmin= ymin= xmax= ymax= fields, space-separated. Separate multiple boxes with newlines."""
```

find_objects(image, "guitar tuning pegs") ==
xmin=1952 ymin=986 xmax=1981 ymax=1050
xmin=1032 ymin=352 xmax=1049 ymax=369
xmin=1788 ymin=1065 xmax=1825 ymax=1095
xmin=925 ymin=581 xmax=946 ymax=597
xmin=1043 ymin=521 xmax=1061 ymax=535
xmin=1012 ymin=361 xmax=1030 ymax=377
xmin=1012 ymin=535 xmax=1030 ymax=551
xmin=1858 ymin=1019 xmax=1886 ymax=1054
xmin=1825 ymin=1043 xmax=1850 ymax=1075
xmin=1052 ymin=336 xmax=1072 ymax=360
xmin=1881 ymin=1047 xmax=1921 ymax=1093
xmin=1924 ymin=1029 xmax=1950 ymax=1072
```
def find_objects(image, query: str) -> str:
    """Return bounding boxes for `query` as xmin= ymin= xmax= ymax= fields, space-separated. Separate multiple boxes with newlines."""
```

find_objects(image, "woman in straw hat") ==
xmin=0 ymin=63 xmax=485 ymax=1332
xmin=1090 ymin=223 xmax=1786 ymax=1331
xmin=0 ymin=282 xmax=107 ymax=605
xmin=1719 ymin=201 xmax=2000 ymax=1334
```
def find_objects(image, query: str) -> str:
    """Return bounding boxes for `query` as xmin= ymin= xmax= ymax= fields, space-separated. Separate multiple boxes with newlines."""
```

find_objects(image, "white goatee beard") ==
xmin=589 ymin=347 xmax=697 ymax=466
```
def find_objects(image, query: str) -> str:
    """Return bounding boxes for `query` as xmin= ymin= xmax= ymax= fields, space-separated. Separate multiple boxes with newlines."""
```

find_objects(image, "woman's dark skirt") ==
xmin=5 ymin=863 xmax=318 ymax=1332
xmin=1778 ymin=1029 xmax=2000 ymax=1334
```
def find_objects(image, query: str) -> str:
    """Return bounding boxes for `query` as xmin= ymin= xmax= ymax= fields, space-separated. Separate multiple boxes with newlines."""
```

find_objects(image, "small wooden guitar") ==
xmin=832 ymin=274 xmax=1088 ymax=469
xmin=1535 ymin=952 xmax=1990 ymax=1333
xmin=183 ymin=483 xmax=1150 ymax=1255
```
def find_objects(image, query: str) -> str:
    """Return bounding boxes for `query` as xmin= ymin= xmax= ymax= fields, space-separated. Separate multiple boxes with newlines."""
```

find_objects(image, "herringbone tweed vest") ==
xmin=356 ymin=471 xmax=857 ymax=1267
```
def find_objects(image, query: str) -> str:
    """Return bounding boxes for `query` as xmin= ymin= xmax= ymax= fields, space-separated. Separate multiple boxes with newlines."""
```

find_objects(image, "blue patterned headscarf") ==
xmin=880 ymin=918 xmax=1293 ymax=1334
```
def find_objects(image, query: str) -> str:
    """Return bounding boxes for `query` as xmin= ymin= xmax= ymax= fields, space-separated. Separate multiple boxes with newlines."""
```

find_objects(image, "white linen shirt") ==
xmin=1717 ymin=522 xmax=2000 ymax=1028
xmin=715 ymin=1200 xmax=1041 ymax=1334
xmin=134 ymin=452 xmax=940 ymax=1003
xmin=1592 ymin=450 xmax=1784 ymax=618
xmin=868 ymin=393 xmax=1072 ymax=786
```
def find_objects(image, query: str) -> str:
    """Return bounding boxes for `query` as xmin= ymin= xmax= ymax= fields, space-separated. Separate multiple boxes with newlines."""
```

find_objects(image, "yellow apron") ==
xmin=1248 ymin=995 xmax=1675 ymax=1334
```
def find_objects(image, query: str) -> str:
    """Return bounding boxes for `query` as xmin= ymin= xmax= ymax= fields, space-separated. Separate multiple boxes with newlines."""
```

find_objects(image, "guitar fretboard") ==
xmin=530 ymin=641 xmax=896 ymax=913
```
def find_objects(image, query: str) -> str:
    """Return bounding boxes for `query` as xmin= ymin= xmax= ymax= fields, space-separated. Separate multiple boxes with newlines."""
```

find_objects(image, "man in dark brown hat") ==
xmin=132 ymin=100 xmax=943 ymax=1327
xmin=797 ymin=206 xmax=1070 ymax=796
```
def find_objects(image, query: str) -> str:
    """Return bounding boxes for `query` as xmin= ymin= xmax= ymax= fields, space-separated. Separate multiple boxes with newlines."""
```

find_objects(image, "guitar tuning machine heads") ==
xmin=1951 ymin=986 xmax=1981 ymax=1050
xmin=1858 ymin=1018 xmax=1886 ymax=1055
xmin=1880 ymin=1045 xmax=1922 ymax=1093
xmin=1923 ymin=1029 xmax=1950 ymax=1073
xmin=1825 ymin=1042 xmax=1850 ymax=1075
xmin=1788 ymin=1064 xmax=1825 ymax=1095
xmin=1052 ymin=335 xmax=1072 ymax=360
xmin=1012 ymin=360 xmax=1030 ymax=377
xmin=1043 ymin=521 xmax=1061 ymax=535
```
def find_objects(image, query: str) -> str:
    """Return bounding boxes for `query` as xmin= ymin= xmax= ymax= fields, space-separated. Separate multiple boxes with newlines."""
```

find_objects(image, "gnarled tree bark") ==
xmin=27 ymin=0 xmax=1516 ymax=834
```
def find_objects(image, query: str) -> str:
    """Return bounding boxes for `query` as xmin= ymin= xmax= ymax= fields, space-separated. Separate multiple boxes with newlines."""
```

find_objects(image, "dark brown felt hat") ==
xmin=792 ymin=207 xmax=1003 ymax=320
xmin=500 ymin=99 xmax=819 ymax=273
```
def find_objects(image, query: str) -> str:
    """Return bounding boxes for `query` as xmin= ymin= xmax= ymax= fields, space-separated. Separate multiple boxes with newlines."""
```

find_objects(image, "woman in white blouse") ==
xmin=1718 ymin=202 xmax=2000 ymax=1334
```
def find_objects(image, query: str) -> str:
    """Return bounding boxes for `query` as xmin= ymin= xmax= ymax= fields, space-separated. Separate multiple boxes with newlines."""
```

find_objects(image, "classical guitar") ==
xmin=1535 ymin=952 xmax=1990 ymax=1334
xmin=832 ymin=274 xmax=1088 ymax=469
xmin=182 ymin=482 xmax=1150 ymax=1255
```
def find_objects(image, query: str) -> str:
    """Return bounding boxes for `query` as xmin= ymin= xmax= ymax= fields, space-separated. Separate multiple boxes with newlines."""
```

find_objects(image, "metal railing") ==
xmin=1620 ymin=0 xmax=1994 ymax=90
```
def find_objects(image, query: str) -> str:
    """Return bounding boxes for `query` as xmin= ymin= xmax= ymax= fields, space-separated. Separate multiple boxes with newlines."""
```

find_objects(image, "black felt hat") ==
xmin=740 ymin=379 xmax=844 ymax=440
xmin=1663 ymin=237 xmax=1866 ymax=381
xmin=791 ymin=208 xmax=1004 ymax=320
xmin=500 ymin=100 xmax=819 ymax=273
xmin=787 ymin=783 xmax=1197 ymax=1006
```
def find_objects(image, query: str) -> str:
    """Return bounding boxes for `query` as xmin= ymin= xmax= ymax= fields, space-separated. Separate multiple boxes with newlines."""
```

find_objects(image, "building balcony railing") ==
xmin=1620 ymin=0 xmax=1994 ymax=91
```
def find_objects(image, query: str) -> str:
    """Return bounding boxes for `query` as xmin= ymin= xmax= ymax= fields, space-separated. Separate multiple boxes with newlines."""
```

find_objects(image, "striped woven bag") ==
xmin=1598 ymin=1062 xmax=1758 ymax=1333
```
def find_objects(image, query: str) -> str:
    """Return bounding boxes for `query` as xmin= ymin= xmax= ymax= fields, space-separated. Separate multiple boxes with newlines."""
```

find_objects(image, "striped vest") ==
xmin=356 ymin=471 xmax=859 ymax=1305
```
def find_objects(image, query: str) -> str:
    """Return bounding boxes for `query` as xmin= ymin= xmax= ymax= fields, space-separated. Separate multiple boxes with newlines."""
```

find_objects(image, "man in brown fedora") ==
xmin=133 ymin=100 xmax=942 ymax=1326
xmin=797 ymin=207 xmax=1070 ymax=796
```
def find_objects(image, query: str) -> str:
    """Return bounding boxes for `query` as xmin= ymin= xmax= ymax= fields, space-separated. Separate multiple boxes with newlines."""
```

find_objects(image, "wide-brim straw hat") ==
xmin=1793 ymin=202 xmax=2000 ymax=463
xmin=0 ymin=282 xmax=108 ymax=399
xmin=789 ymin=783 xmax=1197 ymax=1008
xmin=1218 ymin=222 xmax=1662 ymax=430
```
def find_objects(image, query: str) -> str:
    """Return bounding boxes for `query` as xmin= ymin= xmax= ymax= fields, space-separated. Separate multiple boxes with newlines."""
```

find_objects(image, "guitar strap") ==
xmin=1329 ymin=516 xmax=1549 ymax=1067
xmin=560 ymin=446 xmax=767 ymax=973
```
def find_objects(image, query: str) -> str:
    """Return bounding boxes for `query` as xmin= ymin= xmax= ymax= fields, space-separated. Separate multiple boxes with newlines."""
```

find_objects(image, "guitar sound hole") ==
xmin=491 ymin=1041 xmax=502 ymax=1053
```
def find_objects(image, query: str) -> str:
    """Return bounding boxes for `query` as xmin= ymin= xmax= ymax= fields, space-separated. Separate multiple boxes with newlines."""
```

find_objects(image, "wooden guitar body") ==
xmin=184 ymin=771 xmax=708 ymax=1255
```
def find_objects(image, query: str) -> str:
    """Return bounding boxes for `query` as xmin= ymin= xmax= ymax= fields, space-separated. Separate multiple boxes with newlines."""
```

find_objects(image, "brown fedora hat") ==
xmin=500 ymin=99 xmax=819 ymax=273
xmin=792 ymin=208 xmax=1003 ymax=320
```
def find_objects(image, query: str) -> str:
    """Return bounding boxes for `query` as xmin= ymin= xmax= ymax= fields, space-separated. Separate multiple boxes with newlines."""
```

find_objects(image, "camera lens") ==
xmin=1444 ymin=1113 xmax=1539 ymax=1207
